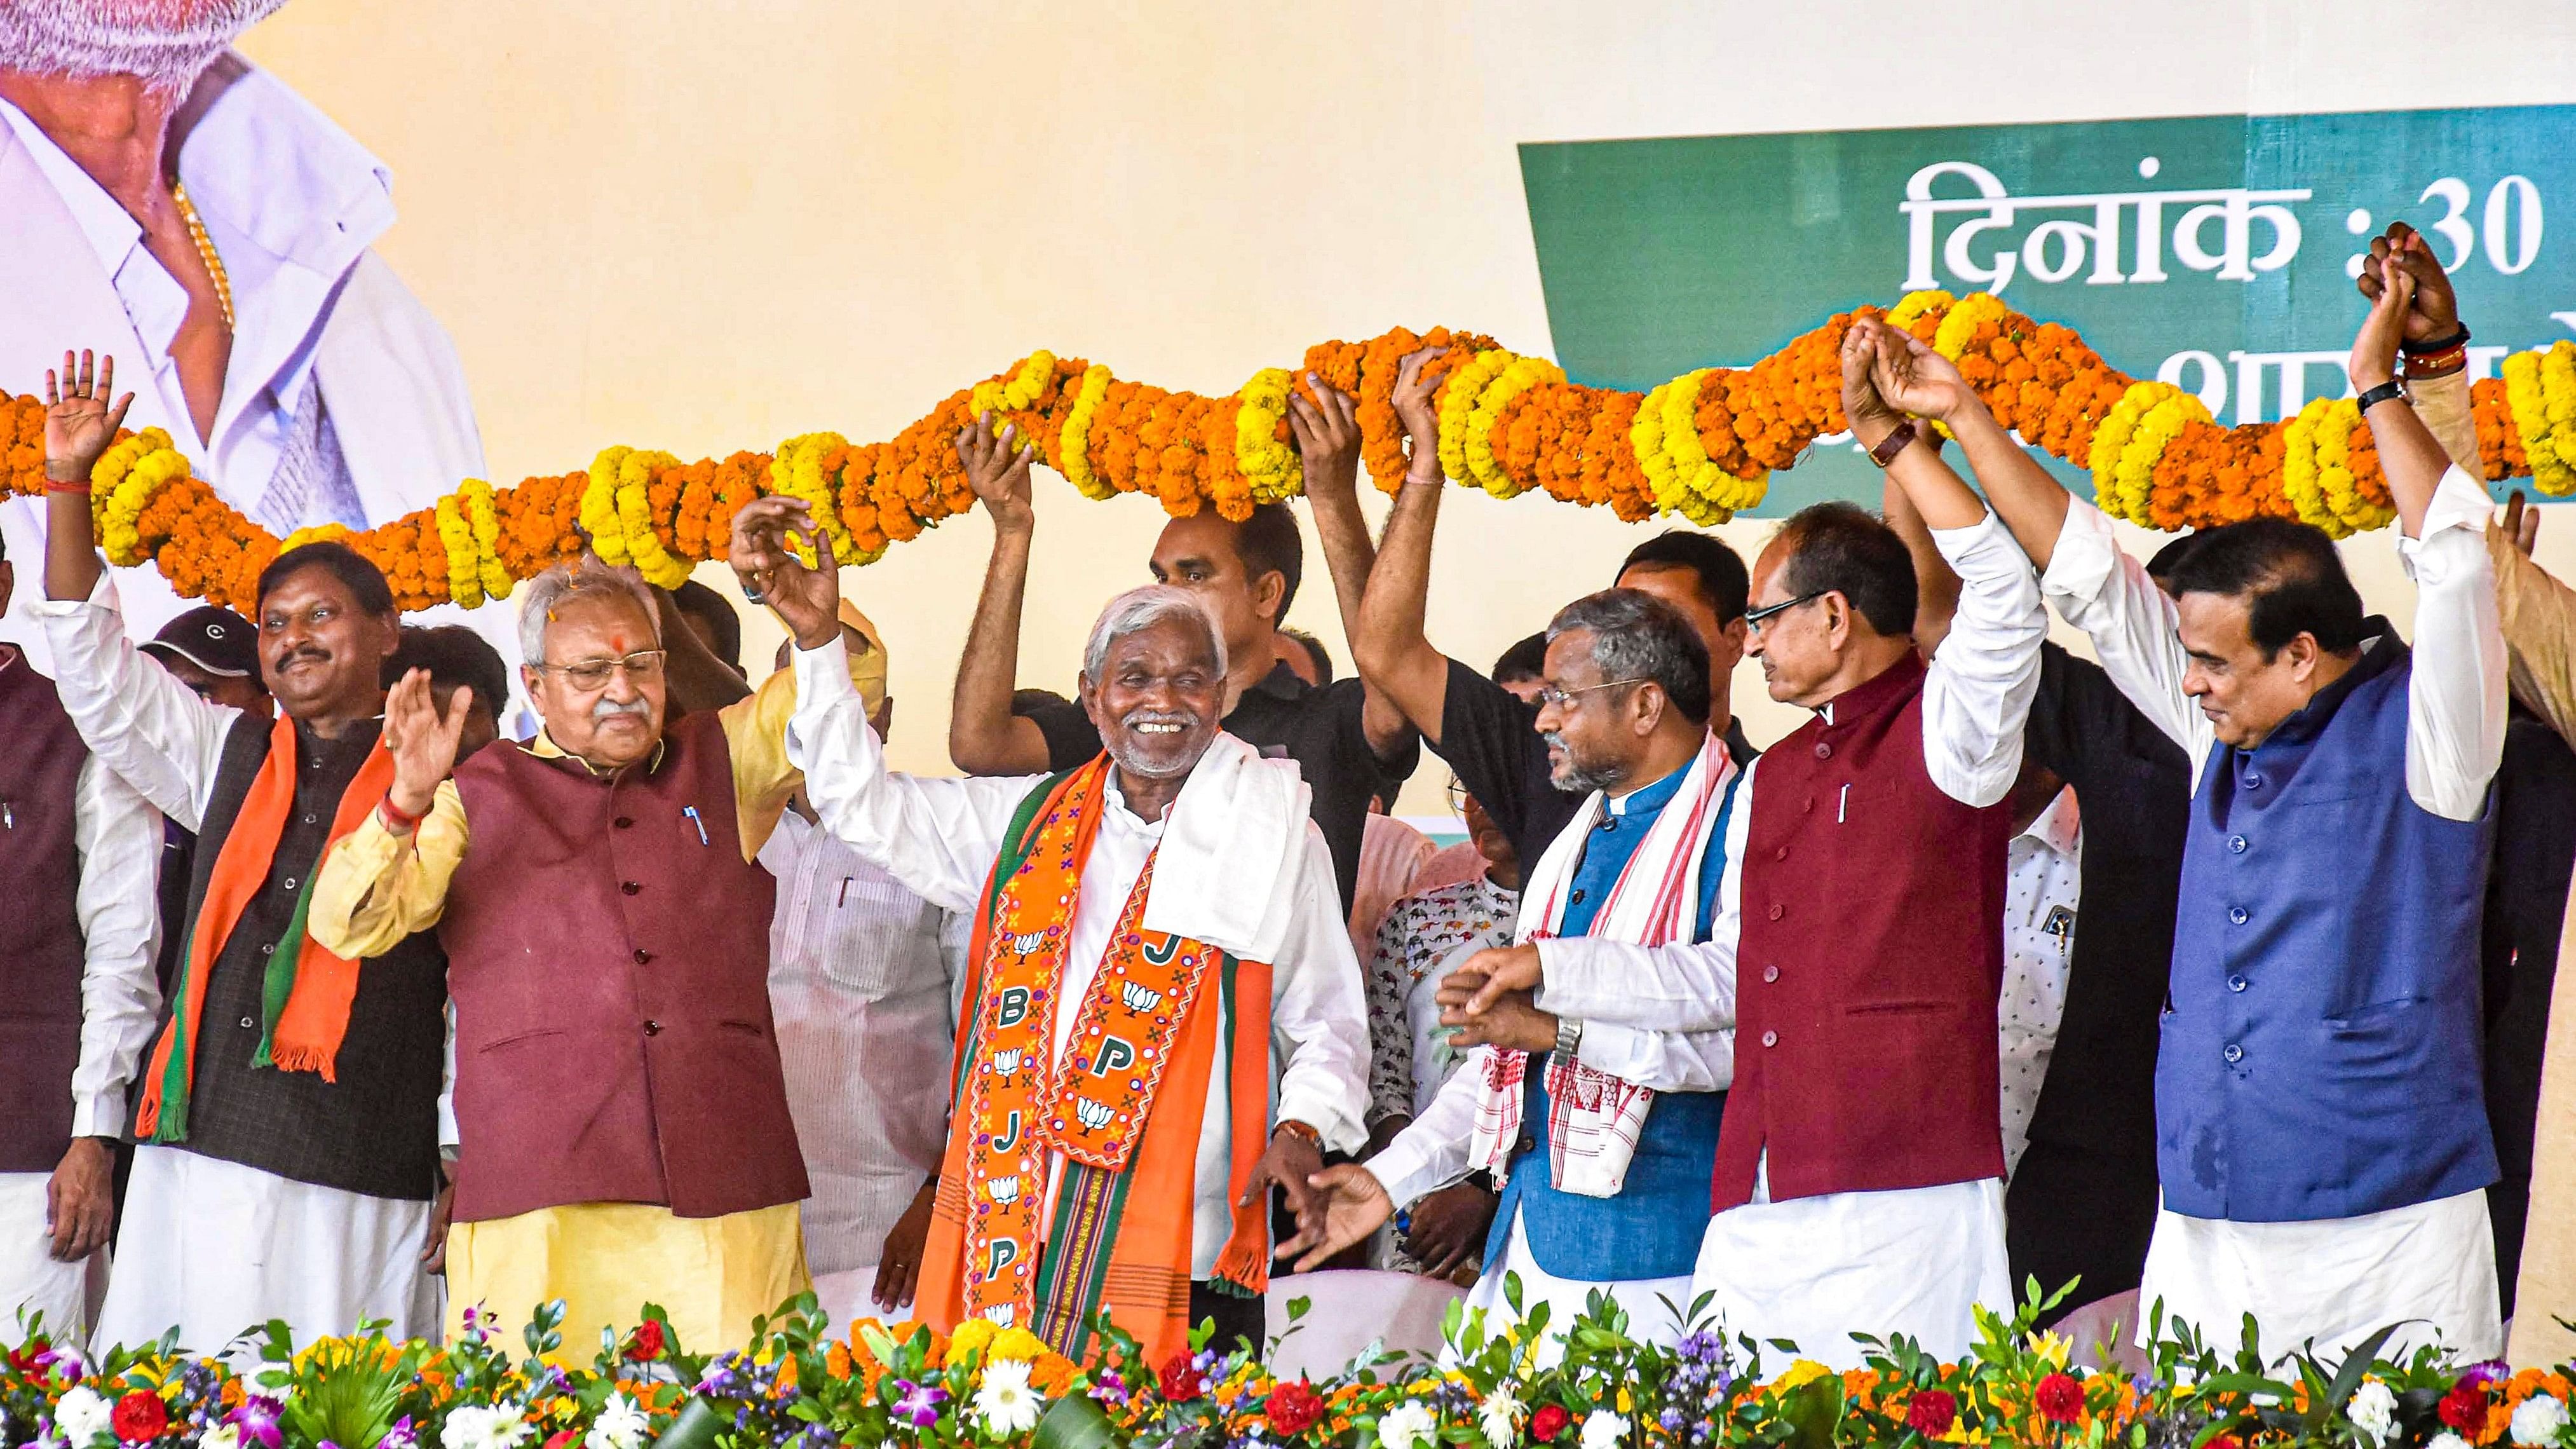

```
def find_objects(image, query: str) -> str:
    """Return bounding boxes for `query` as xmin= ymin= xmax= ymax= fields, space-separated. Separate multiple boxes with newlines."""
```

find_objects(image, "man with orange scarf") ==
xmin=736 ymin=451 xmax=1369 ymax=1364
xmin=34 ymin=350 xmax=443 ymax=1350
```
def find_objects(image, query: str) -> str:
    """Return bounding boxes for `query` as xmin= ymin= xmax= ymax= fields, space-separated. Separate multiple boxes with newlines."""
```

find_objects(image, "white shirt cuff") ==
xmin=2038 ymin=495 xmax=2121 ymax=608
xmin=70 ymin=1092 xmax=128 ymax=1140
xmin=792 ymin=630 xmax=857 ymax=702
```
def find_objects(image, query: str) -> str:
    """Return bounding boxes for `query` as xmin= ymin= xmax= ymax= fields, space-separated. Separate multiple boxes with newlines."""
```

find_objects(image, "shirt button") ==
xmin=1514 ymin=1133 xmax=1536 ymax=1155
xmin=2223 ymin=1044 xmax=2244 ymax=1064
xmin=621 ymin=881 xmax=642 ymax=896
xmin=2228 ymin=835 xmax=2248 ymax=854
xmin=2244 ymin=773 xmax=2265 ymax=790
xmin=2228 ymin=906 xmax=2249 ymax=925
xmin=643 ymin=1020 xmax=661 ymax=1036
xmin=1773 ymin=847 xmax=1789 ymax=862
xmin=240 ymin=1016 xmax=257 ymax=1030
xmin=1569 ymin=888 xmax=1587 ymax=905
xmin=614 ymin=816 xmax=634 ymax=829
xmin=1813 ymin=740 xmax=1833 ymax=760
xmin=632 ymin=948 xmax=653 ymax=965
xmin=281 ymin=876 xmax=298 ymax=891
xmin=2228 ymin=974 xmax=2249 ymax=993
xmin=1766 ymin=903 xmax=1784 ymax=921
xmin=260 ymin=943 xmax=275 ymax=956
xmin=1762 ymin=965 xmax=1780 ymax=983
xmin=302 ymin=813 xmax=318 ymax=826
xmin=1760 ymin=1030 xmax=1779 ymax=1047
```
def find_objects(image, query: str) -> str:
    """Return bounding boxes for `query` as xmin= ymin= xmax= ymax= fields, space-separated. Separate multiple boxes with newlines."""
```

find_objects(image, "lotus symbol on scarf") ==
xmin=991 ymin=1047 xmax=1026 ymax=1077
xmin=1120 ymin=982 xmax=1165 ymax=1011
xmin=980 ymin=1305 xmax=1015 ymax=1326
xmin=1009 ymin=931 xmax=1047 ymax=955
xmin=987 ymin=1175 xmax=1021 ymax=1205
xmin=1074 ymin=1096 xmax=1116 ymax=1130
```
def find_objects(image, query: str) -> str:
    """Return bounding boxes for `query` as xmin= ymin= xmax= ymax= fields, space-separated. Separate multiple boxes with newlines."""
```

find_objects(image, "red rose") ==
xmin=626 ymin=1319 xmax=667 ymax=1362
xmin=111 ymin=1391 xmax=169 ymax=1442
xmin=1531 ymin=1405 xmax=1570 ymax=1443
xmin=1266 ymin=1380 xmax=1325 ymax=1437
xmin=2033 ymin=1373 xmax=2085 ymax=1425
xmin=1906 ymin=1389 xmax=1958 ymax=1437
xmin=2439 ymin=1383 xmax=2490 ymax=1435
xmin=1158 ymin=1352 xmax=1205 ymax=1403
xmin=6 ymin=1337 xmax=49 ymax=1374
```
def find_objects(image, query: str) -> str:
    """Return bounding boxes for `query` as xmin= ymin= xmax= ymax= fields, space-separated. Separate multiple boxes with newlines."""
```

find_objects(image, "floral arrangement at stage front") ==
xmin=3 ymin=299 xmax=2564 ymax=615
xmin=6 ymin=1282 xmax=2575 ymax=1449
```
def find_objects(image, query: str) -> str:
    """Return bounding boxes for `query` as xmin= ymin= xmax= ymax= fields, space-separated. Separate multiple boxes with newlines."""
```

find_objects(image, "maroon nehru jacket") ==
xmin=0 ymin=661 xmax=92 ymax=1173
xmin=440 ymin=709 xmax=808 ymax=1222
xmin=1716 ymin=651 xmax=2011 ymax=1211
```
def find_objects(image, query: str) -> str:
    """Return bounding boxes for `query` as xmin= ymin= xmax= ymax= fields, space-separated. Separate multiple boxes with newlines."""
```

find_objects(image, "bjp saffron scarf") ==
xmin=916 ymin=757 xmax=1275 ymax=1364
xmin=135 ymin=711 xmax=397 ymax=1141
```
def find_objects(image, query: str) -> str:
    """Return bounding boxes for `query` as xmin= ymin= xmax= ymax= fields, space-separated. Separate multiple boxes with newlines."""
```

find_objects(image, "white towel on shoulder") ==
xmin=1142 ymin=731 xmax=1314 ymax=963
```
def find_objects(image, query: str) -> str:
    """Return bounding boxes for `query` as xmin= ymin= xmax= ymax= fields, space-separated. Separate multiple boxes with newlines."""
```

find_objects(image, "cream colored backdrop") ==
xmin=240 ymin=0 xmax=2576 ymax=805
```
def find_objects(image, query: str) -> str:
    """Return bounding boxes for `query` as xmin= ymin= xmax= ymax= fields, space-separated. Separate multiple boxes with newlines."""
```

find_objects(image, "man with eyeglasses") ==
xmin=35 ymin=353 xmax=446 ymax=1350
xmin=309 ymin=556 xmax=824 ymax=1352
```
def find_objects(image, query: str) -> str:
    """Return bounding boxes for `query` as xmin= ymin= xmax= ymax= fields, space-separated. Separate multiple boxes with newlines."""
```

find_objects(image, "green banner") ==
xmin=1521 ymin=105 xmax=2572 ymax=512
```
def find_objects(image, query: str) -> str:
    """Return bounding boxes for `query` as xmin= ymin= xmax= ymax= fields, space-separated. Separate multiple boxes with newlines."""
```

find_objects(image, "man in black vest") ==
xmin=35 ymin=350 xmax=446 ymax=1351
xmin=0 ymin=530 xmax=160 ymax=1342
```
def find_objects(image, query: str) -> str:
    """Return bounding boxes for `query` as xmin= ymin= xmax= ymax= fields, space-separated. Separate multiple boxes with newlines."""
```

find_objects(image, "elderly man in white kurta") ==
xmin=0 ymin=1 xmax=510 ymax=675
xmin=735 ymin=486 xmax=1368 ymax=1367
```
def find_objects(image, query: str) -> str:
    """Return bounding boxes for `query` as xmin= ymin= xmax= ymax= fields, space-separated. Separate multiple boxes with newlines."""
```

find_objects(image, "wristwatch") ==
xmin=2356 ymin=379 xmax=2408 ymax=412
xmin=1866 ymin=418 xmax=1919 ymax=468
xmin=1553 ymin=1015 xmax=1583 ymax=1061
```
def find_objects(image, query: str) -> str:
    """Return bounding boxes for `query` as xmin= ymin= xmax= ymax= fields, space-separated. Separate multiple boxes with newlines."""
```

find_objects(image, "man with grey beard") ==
xmin=733 ymin=496 xmax=1369 ymax=1366
xmin=0 ymin=0 xmax=510 ymax=681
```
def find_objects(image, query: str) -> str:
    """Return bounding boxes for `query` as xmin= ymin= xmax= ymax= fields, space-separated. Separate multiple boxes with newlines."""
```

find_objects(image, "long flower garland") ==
xmin=0 ymin=300 xmax=2560 ymax=614
xmin=1 ymin=1283 xmax=2566 ymax=1449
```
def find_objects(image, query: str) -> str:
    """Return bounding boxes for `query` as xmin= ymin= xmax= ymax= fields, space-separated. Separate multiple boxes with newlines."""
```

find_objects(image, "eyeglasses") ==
xmin=536 ymin=650 xmax=668 ymax=691
xmin=1444 ymin=777 xmax=1469 ymax=815
xmin=1742 ymin=590 xmax=1827 ymax=636
xmin=1531 ymin=677 xmax=1651 ymax=710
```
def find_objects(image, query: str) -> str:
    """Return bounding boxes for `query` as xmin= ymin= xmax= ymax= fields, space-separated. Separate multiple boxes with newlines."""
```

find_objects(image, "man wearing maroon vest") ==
xmin=311 ymin=557 xmax=825 ymax=1353
xmin=0 ymin=533 xmax=160 ymax=1342
xmin=1458 ymin=325 xmax=2048 ymax=1366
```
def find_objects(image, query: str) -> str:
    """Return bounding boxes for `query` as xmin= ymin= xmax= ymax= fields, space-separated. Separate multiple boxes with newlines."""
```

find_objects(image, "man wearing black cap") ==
xmin=142 ymin=608 xmax=273 ymax=719
xmin=0 ymin=534 xmax=160 ymax=1341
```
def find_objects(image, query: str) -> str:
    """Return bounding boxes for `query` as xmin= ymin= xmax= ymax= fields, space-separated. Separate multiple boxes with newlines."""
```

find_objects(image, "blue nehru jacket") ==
xmin=1487 ymin=762 xmax=1735 ymax=1281
xmin=2159 ymin=626 xmax=2498 ymax=1223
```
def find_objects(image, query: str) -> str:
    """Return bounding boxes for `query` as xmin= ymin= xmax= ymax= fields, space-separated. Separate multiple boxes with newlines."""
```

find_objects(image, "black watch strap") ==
xmin=2356 ymin=379 xmax=2407 ymax=411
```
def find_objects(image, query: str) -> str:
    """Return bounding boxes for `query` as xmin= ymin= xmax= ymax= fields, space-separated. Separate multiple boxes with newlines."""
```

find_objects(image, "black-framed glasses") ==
xmin=534 ymin=650 xmax=668 ymax=691
xmin=1531 ymin=677 xmax=1651 ymax=710
xmin=1742 ymin=590 xmax=1827 ymax=636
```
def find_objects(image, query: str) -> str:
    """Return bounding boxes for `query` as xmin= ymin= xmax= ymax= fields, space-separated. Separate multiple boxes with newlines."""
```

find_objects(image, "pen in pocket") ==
xmin=682 ymin=805 xmax=709 ymax=845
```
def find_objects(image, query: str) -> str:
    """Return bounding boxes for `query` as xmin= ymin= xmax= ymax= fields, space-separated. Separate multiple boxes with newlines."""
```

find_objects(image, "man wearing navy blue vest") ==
xmin=1284 ymin=585 xmax=1740 ymax=1354
xmin=1918 ymin=259 xmax=2507 ymax=1358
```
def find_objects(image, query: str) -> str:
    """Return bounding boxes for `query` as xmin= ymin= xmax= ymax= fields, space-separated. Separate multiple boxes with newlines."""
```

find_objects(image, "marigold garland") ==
xmin=13 ymin=297 xmax=2565 ymax=615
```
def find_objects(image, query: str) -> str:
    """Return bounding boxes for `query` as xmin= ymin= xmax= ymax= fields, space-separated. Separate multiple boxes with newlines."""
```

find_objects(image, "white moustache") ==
xmin=592 ymin=696 xmax=652 ymax=721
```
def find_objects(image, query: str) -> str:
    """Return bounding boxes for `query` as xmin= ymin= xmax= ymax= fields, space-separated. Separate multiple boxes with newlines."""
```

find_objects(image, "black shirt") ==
xmin=2479 ymin=704 xmax=2576 ymax=1314
xmin=1026 ymin=663 xmax=1418 ymax=911
xmin=1434 ymin=656 xmax=1756 ymax=872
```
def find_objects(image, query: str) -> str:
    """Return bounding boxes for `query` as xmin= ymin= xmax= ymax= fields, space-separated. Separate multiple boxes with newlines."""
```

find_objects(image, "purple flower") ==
xmin=890 ymin=1379 xmax=950 ymax=1429
xmin=381 ymin=1416 xmax=420 ymax=1449
xmin=1090 ymin=1371 xmax=1130 ymax=1408
xmin=2462 ymin=1360 xmax=2511 ymax=1389
xmin=229 ymin=1396 xmax=285 ymax=1449
xmin=34 ymin=1345 xmax=87 ymax=1384
xmin=1657 ymin=1409 xmax=1685 ymax=1432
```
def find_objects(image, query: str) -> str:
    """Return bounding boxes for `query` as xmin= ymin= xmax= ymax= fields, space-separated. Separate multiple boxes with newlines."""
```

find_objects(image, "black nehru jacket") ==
xmin=1023 ymin=662 xmax=1418 ymax=911
xmin=1435 ymin=657 xmax=1756 ymax=873
xmin=2479 ymin=704 xmax=2576 ymax=1317
xmin=2006 ymin=642 xmax=2192 ymax=1321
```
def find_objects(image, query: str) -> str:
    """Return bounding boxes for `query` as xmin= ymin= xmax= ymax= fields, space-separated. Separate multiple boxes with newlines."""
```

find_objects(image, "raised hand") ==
xmin=1289 ymin=373 xmax=1362 ymax=502
xmin=383 ymin=667 xmax=469 ymax=820
xmin=2349 ymin=254 xmax=2415 ymax=392
xmin=729 ymin=496 xmax=843 ymax=650
xmin=1865 ymin=323 xmax=1977 ymax=424
xmin=1838 ymin=315 xmax=1905 ymax=445
xmin=956 ymin=410 xmax=1036 ymax=534
xmin=1390 ymin=347 xmax=1449 ymax=480
xmin=2504 ymin=491 xmax=2544 ymax=558
xmin=1271 ymin=1162 xmax=1395 ymax=1274
xmin=43 ymin=350 xmax=135 ymax=480
xmin=2356 ymin=221 xmax=2462 ymax=350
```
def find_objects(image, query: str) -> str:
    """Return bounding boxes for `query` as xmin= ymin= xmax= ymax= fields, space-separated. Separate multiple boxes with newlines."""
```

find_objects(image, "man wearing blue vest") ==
xmin=1887 ymin=255 xmax=2506 ymax=1357
xmin=1280 ymin=585 xmax=1739 ymax=1354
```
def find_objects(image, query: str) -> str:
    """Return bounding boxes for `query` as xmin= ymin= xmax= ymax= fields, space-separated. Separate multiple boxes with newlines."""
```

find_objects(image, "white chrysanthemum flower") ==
xmin=1380 ymin=1401 xmax=1437 ymax=1449
xmin=2349 ymin=1380 xmax=2399 ymax=1444
xmin=2432 ymin=1431 xmax=2474 ymax=1449
xmin=586 ymin=1394 xmax=649 ymax=1449
xmin=2512 ymin=1393 xmax=2572 ymax=1445
xmin=200 ymin=1424 xmax=241 ymax=1449
xmin=1477 ymin=1391 xmax=1521 ymax=1449
xmin=1580 ymin=1411 xmax=1631 ymax=1449
xmin=973 ymin=1359 xmax=1042 ymax=1436
xmin=444 ymin=1402 xmax=534 ymax=1449
xmin=52 ymin=1387 xmax=112 ymax=1447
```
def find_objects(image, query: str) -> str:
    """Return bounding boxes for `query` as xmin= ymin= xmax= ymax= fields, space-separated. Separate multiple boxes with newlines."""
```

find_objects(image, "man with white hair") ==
xmin=731 ymin=496 xmax=1369 ymax=1365
xmin=0 ymin=1 xmax=505 ymax=674
xmin=309 ymin=557 xmax=819 ymax=1352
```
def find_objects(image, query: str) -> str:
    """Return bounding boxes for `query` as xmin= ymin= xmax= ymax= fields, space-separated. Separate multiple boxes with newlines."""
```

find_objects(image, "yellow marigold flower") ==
xmin=583 ymin=447 xmax=634 ymax=566
xmin=437 ymin=494 xmax=480 ymax=608
xmin=1058 ymin=365 xmax=1116 ymax=500
xmin=1437 ymin=349 xmax=1514 ymax=483
xmin=1777 ymin=1359 xmax=1834 ymax=1391
xmin=988 ymin=1326 xmax=1047 ymax=1363
xmin=947 ymin=1318 xmax=997 ymax=1359
xmin=1887 ymin=290 xmax=1957 ymax=330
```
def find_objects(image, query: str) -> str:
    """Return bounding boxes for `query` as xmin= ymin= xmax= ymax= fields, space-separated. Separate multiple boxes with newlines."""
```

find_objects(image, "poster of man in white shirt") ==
xmin=0 ymin=0 xmax=511 ymax=674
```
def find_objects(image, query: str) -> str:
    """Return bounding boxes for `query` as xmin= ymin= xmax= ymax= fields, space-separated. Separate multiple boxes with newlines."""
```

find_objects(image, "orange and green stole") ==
xmin=916 ymin=757 xmax=1276 ymax=1364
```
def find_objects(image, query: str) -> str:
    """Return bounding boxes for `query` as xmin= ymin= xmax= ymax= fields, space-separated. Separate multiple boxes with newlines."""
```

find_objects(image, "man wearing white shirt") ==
xmin=736 ymin=463 xmax=1369 ymax=1366
xmin=1901 ymin=256 xmax=2507 ymax=1360
xmin=0 ymin=1 xmax=505 ymax=674
xmin=1996 ymin=778 xmax=2081 ymax=1181
xmin=0 ymin=536 xmax=161 ymax=1342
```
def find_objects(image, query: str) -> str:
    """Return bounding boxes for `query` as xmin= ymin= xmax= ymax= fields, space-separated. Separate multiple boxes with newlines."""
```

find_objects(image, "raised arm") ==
xmin=308 ymin=668 xmax=474 ymax=959
xmin=2490 ymin=499 xmax=2576 ymax=749
xmin=1348 ymin=350 xmax=1457 ymax=745
xmin=653 ymin=585 xmax=753 ymax=715
xmin=1863 ymin=318 xmax=2075 ymax=573
xmin=1293 ymin=378 xmax=1410 ymax=759
xmin=945 ymin=414 xmax=1054 ymax=775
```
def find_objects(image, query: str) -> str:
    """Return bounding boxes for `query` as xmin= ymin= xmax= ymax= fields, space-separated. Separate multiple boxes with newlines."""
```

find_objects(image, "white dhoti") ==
xmin=1693 ymin=1170 xmax=2010 ymax=1371
xmin=93 ymin=1146 xmax=440 ymax=1355
xmin=0 ymin=1173 xmax=92 ymax=1340
xmin=2138 ymin=1188 xmax=2500 ymax=1363
xmin=1453 ymin=1208 xmax=1692 ymax=1367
